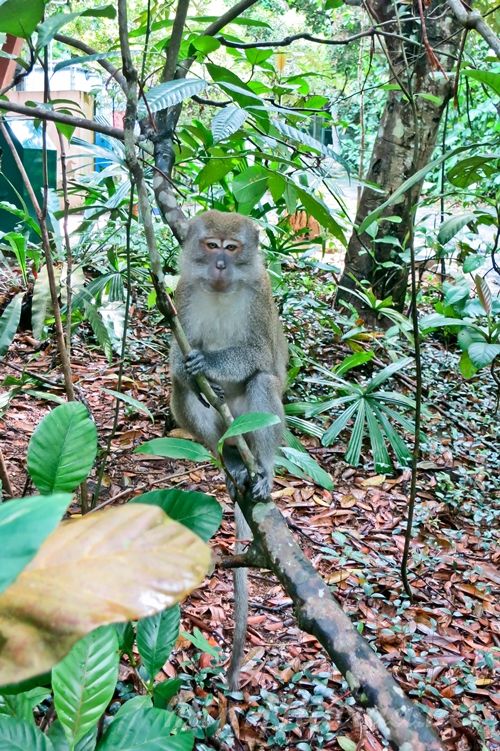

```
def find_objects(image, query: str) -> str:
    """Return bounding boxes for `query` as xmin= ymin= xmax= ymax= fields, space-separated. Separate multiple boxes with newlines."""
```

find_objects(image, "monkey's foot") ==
xmin=250 ymin=471 xmax=271 ymax=501
xmin=208 ymin=380 xmax=224 ymax=401
xmin=185 ymin=349 xmax=207 ymax=377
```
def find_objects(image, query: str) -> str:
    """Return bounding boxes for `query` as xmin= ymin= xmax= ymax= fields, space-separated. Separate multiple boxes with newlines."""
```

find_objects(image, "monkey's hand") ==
xmin=185 ymin=349 xmax=208 ymax=378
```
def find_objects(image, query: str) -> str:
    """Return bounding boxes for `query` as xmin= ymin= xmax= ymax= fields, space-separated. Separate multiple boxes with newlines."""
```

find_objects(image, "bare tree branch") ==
xmin=54 ymin=34 xmax=128 ymax=92
xmin=0 ymin=99 xmax=124 ymax=139
xmin=162 ymin=0 xmax=190 ymax=81
xmin=446 ymin=0 xmax=500 ymax=56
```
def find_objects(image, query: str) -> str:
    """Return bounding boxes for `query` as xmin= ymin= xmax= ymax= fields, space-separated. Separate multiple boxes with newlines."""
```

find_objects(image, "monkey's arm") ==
xmin=185 ymin=346 xmax=271 ymax=384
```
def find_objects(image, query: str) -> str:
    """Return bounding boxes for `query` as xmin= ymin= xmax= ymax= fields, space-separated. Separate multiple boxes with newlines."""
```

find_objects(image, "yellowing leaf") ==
xmin=0 ymin=504 xmax=210 ymax=686
xmin=360 ymin=474 xmax=386 ymax=487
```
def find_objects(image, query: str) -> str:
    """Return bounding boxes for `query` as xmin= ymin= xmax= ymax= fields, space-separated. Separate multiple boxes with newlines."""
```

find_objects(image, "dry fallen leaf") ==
xmin=0 ymin=504 xmax=211 ymax=685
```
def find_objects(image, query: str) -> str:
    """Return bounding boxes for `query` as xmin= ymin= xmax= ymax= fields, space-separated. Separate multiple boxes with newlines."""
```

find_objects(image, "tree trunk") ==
xmin=338 ymin=0 xmax=463 ymax=313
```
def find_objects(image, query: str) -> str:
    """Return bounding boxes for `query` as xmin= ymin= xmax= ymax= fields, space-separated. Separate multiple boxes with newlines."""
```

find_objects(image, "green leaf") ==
xmin=273 ymin=118 xmax=347 ymax=170
xmin=280 ymin=447 xmax=333 ymax=490
xmin=211 ymin=106 xmax=248 ymax=143
xmin=334 ymin=351 xmax=374 ymax=376
xmin=447 ymin=154 xmax=497 ymax=189
xmin=0 ymin=0 xmax=44 ymax=38
xmin=358 ymin=145 xmax=470 ymax=234
xmin=0 ymin=687 xmax=50 ymax=722
xmin=136 ymin=606 xmax=180 ymax=680
xmin=364 ymin=357 xmax=412 ymax=392
xmin=0 ymin=294 xmax=23 ymax=358
xmin=191 ymin=35 xmax=220 ymax=54
xmin=468 ymin=342 xmax=500 ymax=369
xmin=195 ymin=157 xmax=234 ymax=190
xmin=369 ymin=402 xmax=411 ymax=468
xmin=458 ymin=350 xmax=477 ymax=379
xmin=130 ymin=489 xmax=222 ymax=542
xmin=219 ymin=412 xmax=281 ymax=445
xmin=47 ymin=721 xmax=97 ymax=751
xmin=206 ymin=63 xmax=267 ymax=122
xmin=153 ymin=679 xmax=182 ymax=709
xmin=52 ymin=626 xmax=119 ymax=748
xmin=101 ymin=388 xmax=154 ymax=422
xmin=0 ymin=717 xmax=54 ymax=750
xmin=463 ymin=68 xmax=500 ymax=97
xmin=294 ymin=185 xmax=346 ymax=244
xmin=139 ymin=79 xmax=207 ymax=116
xmin=462 ymin=254 xmax=484 ymax=274
xmin=37 ymin=6 xmax=116 ymax=49
xmin=27 ymin=402 xmax=97 ymax=494
xmin=54 ymin=52 xmax=119 ymax=73
xmin=284 ymin=416 xmax=323 ymax=440
xmin=321 ymin=399 xmax=360 ymax=445
xmin=344 ymin=399 xmax=366 ymax=467
xmin=232 ymin=166 xmax=269 ymax=210
xmin=0 ymin=493 xmax=71 ymax=594
xmin=98 ymin=706 xmax=194 ymax=751
xmin=84 ymin=303 xmax=113 ymax=362
xmin=437 ymin=213 xmax=476 ymax=245
xmin=337 ymin=737 xmax=357 ymax=751
xmin=134 ymin=438 xmax=213 ymax=463
xmin=365 ymin=402 xmax=392 ymax=473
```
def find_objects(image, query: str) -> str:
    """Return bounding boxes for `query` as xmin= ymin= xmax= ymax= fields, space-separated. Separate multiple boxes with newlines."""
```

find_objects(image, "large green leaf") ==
xmin=447 ymin=154 xmax=497 ymax=189
xmin=0 ymin=717 xmax=54 ymax=750
xmin=0 ymin=505 xmax=210 ymax=686
xmin=47 ymin=721 xmax=97 ymax=751
xmin=136 ymin=606 xmax=180 ymax=679
xmin=131 ymin=489 xmax=222 ymax=541
xmin=52 ymin=626 xmax=119 ymax=748
xmin=98 ymin=705 xmax=194 ymax=750
xmin=463 ymin=68 xmax=500 ymax=97
xmin=365 ymin=402 xmax=392 ymax=473
xmin=0 ymin=494 xmax=71 ymax=594
xmin=294 ymin=185 xmax=346 ymax=244
xmin=0 ymin=0 xmax=44 ymax=37
xmin=468 ymin=342 xmax=500 ymax=369
xmin=37 ymin=6 xmax=116 ymax=49
xmin=206 ymin=63 xmax=264 ymax=113
xmin=195 ymin=156 xmax=234 ymax=190
xmin=0 ymin=294 xmax=23 ymax=358
xmin=364 ymin=357 xmax=412 ymax=392
xmin=0 ymin=687 xmax=50 ymax=722
xmin=344 ymin=399 xmax=366 ymax=467
xmin=135 ymin=438 xmax=213 ymax=463
xmin=321 ymin=399 xmax=359 ymax=446
xmin=273 ymin=118 xmax=347 ymax=171
xmin=370 ymin=402 xmax=412 ymax=468
xmin=139 ymin=79 xmax=207 ymax=116
xmin=232 ymin=166 xmax=269 ymax=210
xmin=27 ymin=402 xmax=97 ymax=494
xmin=280 ymin=447 xmax=333 ymax=490
xmin=211 ymin=106 xmax=248 ymax=143
xmin=437 ymin=213 xmax=476 ymax=245
xmin=219 ymin=412 xmax=281 ymax=445
xmin=358 ymin=145 xmax=470 ymax=234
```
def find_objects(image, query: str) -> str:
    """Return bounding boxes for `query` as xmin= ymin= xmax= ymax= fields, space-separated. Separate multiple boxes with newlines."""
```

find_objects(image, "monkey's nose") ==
xmin=216 ymin=259 xmax=226 ymax=270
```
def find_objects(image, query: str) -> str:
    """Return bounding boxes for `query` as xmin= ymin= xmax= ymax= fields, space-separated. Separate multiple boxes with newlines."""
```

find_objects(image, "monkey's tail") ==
xmin=227 ymin=504 xmax=250 ymax=691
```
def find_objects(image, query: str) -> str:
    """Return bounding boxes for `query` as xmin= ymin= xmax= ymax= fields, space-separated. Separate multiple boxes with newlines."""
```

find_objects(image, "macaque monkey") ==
xmin=170 ymin=210 xmax=288 ymax=689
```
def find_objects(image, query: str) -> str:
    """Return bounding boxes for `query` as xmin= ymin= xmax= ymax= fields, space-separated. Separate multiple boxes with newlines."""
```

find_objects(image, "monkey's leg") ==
xmin=171 ymin=382 xmax=224 ymax=449
xmin=245 ymin=372 xmax=284 ymax=500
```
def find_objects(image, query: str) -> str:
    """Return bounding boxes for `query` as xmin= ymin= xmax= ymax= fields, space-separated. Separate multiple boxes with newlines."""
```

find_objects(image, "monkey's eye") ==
xmin=226 ymin=243 xmax=237 ymax=252
xmin=206 ymin=241 xmax=218 ymax=249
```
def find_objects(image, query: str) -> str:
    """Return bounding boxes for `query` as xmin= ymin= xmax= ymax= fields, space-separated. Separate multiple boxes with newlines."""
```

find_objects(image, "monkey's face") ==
xmin=182 ymin=211 xmax=262 ymax=292
xmin=199 ymin=236 xmax=243 ymax=292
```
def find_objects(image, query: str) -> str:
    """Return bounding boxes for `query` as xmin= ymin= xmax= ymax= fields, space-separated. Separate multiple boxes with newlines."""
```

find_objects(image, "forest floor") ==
xmin=1 ymin=302 xmax=499 ymax=751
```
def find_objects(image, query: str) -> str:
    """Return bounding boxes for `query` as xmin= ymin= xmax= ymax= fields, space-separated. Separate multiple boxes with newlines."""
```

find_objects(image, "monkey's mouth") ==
xmin=211 ymin=276 xmax=231 ymax=292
